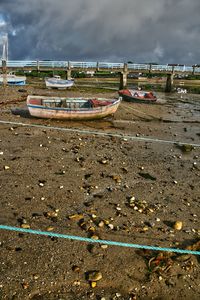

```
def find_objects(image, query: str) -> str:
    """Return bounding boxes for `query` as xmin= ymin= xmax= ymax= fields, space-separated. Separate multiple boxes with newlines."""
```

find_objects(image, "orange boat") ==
xmin=27 ymin=95 xmax=121 ymax=120
xmin=118 ymin=89 xmax=157 ymax=103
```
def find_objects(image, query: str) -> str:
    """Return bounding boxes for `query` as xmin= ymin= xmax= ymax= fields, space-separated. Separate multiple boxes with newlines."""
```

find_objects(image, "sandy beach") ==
xmin=0 ymin=82 xmax=200 ymax=300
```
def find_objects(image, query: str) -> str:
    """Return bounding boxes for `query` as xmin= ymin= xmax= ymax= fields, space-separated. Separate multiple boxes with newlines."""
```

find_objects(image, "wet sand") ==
xmin=0 ymin=82 xmax=200 ymax=300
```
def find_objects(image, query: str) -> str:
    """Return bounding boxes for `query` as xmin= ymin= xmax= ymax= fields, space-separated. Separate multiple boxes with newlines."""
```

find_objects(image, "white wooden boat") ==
xmin=45 ymin=75 xmax=74 ymax=89
xmin=27 ymin=95 xmax=121 ymax=120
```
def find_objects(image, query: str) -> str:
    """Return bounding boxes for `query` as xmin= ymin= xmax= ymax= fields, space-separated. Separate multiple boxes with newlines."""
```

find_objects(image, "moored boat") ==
xmin=27 ymin=95 xmax=121 ymax=120
xmin=45 ymin=75 xmax=74 ymax=89
xmin=0 ymin=72 xmax=26 ymax=85
xmin=118 ymin=89 xmax=157 ymax=103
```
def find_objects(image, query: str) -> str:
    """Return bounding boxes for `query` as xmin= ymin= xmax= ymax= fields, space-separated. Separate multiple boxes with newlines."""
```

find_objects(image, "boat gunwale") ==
xmin=27 ymin=96 xmax=121 ymax=112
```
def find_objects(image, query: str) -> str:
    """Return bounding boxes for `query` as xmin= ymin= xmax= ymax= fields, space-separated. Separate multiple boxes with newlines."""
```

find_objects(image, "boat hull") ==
xmin=0 ymin=76 xmax=26 ymax=86
xmin=27 ymin=96 xmax=121 ymax=120
xmin=45 ymin=78 xmax=74 ymax=89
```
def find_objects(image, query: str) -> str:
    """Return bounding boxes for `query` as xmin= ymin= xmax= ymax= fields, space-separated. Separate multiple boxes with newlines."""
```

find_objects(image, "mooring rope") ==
xmin=0 ymin=120 xmax=200 ymax=147
xmin=0 ymin=225 xmax=199 ymax=255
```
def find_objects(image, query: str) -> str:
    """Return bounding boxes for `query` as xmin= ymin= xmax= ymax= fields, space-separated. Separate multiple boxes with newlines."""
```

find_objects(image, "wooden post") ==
xmin=66 ymin=69 xmax=71 ymax=80
xmin=119 ymin=63 xmax=128 ymax=89
xmin=119 ymin=72 xmax=127 ymax=89
xmin=165 ymin=73 xmax=174 ymax=93
xmin=149 ymin=63 xmax=152 ymax=74
xmin=2 ymin=60 xmax=7 ymax=87
xmin=96 ymin=62 xmax=99 ymax=72
xmin=66 ymin=61 xmax=72 ymax=80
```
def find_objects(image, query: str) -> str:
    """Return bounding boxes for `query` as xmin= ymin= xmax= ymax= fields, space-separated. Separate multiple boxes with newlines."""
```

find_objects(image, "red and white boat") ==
xmin=27 ymin=95 xmax=121 ymax=120
xmin=118 ymin=89 xmax=157 ymax=103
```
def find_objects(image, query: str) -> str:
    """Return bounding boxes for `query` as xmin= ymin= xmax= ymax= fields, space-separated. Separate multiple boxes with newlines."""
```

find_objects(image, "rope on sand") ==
xmin=0 ymin=119 xmax=200 ymax=147
xmin=0 ymin=225 xmax=200 ymax=256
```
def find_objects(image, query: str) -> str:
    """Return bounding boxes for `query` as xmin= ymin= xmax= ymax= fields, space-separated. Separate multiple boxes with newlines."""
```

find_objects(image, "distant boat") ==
xmin=27 ymin=95 xmax=121 ymax=120
xmin=45 ymin=75 xmax=74 ymax=89
xmin=118 ymin=89 xmax=157 ymax=103
xmin=0 ymin=72 xmax=26 ymax=85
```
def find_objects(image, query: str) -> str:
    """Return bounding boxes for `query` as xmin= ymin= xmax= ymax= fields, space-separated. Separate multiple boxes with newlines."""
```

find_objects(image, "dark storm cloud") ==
xmin=0 ymin=0 xmax=200 ymax=64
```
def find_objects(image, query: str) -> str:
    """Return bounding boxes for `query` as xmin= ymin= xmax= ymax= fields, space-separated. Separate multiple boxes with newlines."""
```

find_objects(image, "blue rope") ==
xmin=0 ymin=225 xmax=200 ymax=255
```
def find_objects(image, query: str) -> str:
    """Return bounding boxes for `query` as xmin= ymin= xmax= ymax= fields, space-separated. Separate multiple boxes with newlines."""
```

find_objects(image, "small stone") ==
xmin=88 ymin=271 xmax=102 ymax=282
xmin=22 ymin=282 xmax=29 ymax=289
xmin=142 ymin=227 xmax=149 ymax=232
xmin=73 ymin=280 xmax=80 ymax=286
xmin=21 ymin=224 xmax=30 ymax=229
xmin=90 ymin=281 xmax=97 ymax=288
xmin=98 ymin=221 xmax=105 ymax=228
xmin=173 ymin=221 xmax=183 ymax=230
xmin=4 ymin=166 xmax=10 ymax=170
xmin=108 ymin=224 xmax=114 ymax=230
xmin=101 ymin=244 xmax=108 ymax=249
xmin=0 ymin=151 xmax=3 ymax=155
xmin=116 ymin=207 xmax=121 ymax=211
xmin=91 ymin=235 xmax=99 ymax=240
xmin=47 ymin=226 xmax=54 ymax=231
xmin=68 ymin=214 xmax=84 ymax=221
xmin=101 ymin=159 xmax=108 ymax=164
xmin=46 ymin=211 xmax=58 ymax=218
xmin=72 ymin=265 xmax=80 ymax=272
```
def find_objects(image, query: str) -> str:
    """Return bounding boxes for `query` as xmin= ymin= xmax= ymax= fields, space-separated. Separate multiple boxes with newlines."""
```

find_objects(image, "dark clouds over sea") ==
xmin=0 ymin=0 xmax=200 ymax=64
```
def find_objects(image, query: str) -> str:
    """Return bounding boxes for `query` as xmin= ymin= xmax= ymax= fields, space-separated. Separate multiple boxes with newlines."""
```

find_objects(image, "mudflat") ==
xmin=0 ymin=82 xmax=200 ymax=300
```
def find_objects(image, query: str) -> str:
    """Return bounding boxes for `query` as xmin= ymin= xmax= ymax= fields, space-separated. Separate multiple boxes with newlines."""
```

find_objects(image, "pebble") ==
xmin=173 ymin=221 xmax=183 ymax=230
xmin=108 ymin=224 xmax=114 ymax=230
xmin=101 ymin=159 xmax=108 ymax=164
xmin=47 ymin=226 xmax=54 ymax=231
xmin=68 ymin=214 xmax=84 ymax=221
xmin=87 ymin=271 xmax=102 ymax=282
xmin=4 ymin=166 xmax=10 ymax=170
xmin=98 ymin=221 xmax=105 ymax=228
xmin=72 ymin=265 xmax=80 ymax=272
xmin=21 ymin=224 xmax=30 ymax=229
xmin=90 ymin=281 xmax=97 ymax=288
xmin=73 ymin=280 xmax=80 ymax=286
xmin=101 ymin=244 xmax=108 ymax=249
xmin=22 ymin=282 xmax=29 ymax=289
xmin=46 ymin=211 xmax=58 ymax=218
xmin=91 ymin=235 xmax=99 ymax=240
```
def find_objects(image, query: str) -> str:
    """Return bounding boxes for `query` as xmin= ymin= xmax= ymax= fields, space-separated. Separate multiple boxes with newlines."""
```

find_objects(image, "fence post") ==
xmin=2 ymin=60 xmax=7 ymax=86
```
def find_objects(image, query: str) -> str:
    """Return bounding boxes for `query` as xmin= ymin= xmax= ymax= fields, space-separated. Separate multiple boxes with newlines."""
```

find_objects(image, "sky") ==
xmin=0 ymin=0 xmax=200 ymax=65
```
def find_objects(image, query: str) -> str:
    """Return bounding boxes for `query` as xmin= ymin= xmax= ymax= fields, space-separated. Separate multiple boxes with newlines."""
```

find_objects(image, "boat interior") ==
xmin=29 ymin=98 xmax=93 ymax=109
xmin=28 ymin=98 xmax=114 ymax=109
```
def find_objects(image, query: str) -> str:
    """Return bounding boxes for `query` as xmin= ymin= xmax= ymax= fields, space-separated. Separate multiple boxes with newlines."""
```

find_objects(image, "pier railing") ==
xmin=1 ymin=60 xmax=200 ymax=74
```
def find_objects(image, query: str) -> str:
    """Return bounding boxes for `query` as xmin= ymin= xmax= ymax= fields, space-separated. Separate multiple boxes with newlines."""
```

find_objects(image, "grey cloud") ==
xmin=0 ymin=0 xmax=200 ymax=64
